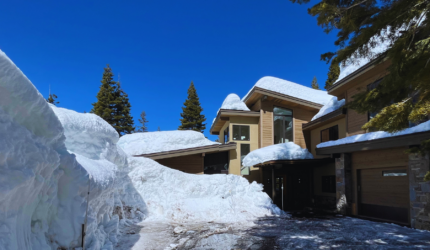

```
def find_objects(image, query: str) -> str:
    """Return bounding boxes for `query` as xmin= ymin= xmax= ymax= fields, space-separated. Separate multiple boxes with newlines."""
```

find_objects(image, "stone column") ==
xmin=335 ymin=153 xmax=352 ymax=214
xmin=409 ymin=153 xmax=430 ymax=230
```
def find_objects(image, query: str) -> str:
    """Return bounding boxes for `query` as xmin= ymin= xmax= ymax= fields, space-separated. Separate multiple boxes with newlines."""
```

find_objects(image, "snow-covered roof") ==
xmin=242 ymin=142 xmax=313 ymax=167
xmin=118 ymin=130 xmax=220 ymax=155
xmin=220 ymin=93 xmax=250 ymax=111
xmin=311 ymin=97 xmax=345 ymax=121
xmin=242 ymin=76 xmax=333 ymax=106
xmin=318 ymin=120 xmax=430 ymax=148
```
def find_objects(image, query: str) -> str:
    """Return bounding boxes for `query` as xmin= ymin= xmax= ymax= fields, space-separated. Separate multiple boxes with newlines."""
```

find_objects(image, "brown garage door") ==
xmin=358 ymin=167 xmax=409 ymax=223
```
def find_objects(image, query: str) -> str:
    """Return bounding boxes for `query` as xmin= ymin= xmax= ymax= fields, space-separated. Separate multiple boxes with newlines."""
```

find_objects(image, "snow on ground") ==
xmin=118 ymin=130 xmax=220 ymax=155
xmin=311 ymin=97 xmax=345 ymax=121
xmin=242 ymin=76 xmax=333 ymax=106
xmin=242 ymin=142 xmax=313 ymax=167
xmin=318 ymin=120 xmax=430 ymax=148
xmin=220 ymin=93 xmax=250 ymax=111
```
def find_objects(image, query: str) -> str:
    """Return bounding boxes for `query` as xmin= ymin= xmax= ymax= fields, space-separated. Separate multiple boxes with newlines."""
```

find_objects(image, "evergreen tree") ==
xmin=311 ymin=76 xmax=320 ymax=90
xmin=46 ymin=93 xmax=59 ymax=105
xmin=178 ymin=81 xmax=206 ymax=133
xmin=325 ymin=61 xmax=340 ymax=89
xmin=91 ymin=65 xmax=134 ymax=135
xmin=290 ymin=0 xmax=430 ymax=179
xmin=136 ymin=111 xmax=149 ymax=132
xmin=158 ymin=126 xmax=160 ymax=131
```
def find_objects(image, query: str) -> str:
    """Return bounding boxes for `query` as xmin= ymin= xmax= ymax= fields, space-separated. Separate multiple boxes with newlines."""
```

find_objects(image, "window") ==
xmin=240 ymin=144 xmax=251 ymax=175
xmin=233 ymin=125 xmax=250 ymax=141
xmin=322 ymin=175 xmax=336 ymax=193
xmin=382 ymin=170 xmax=407 ymax=177
xmin=224 ymin=127 xmax=229 ymax=143
xmin=320 ymin=125 xmax=338 ymax=143
xmin=273 ymin=107 xmax=293 ymax=144
xmin=367 ymin=78 xmax=383 ymax=121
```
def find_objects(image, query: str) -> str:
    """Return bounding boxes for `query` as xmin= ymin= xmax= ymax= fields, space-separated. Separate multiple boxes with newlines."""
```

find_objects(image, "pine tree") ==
xmin=179 ymin=81 xmax=206 ymax=133
xmin=46 ymin=93 xmax=59 ymax=105
xmin=325 ymin=62 xmax=340 ymax=89
xmin=311 ymin=76 xmax=320 ymax=90
xmin=136 ymin=111 xmax=149 ymax=132
xmin=91 ymin=65 xmax=134 ymax=135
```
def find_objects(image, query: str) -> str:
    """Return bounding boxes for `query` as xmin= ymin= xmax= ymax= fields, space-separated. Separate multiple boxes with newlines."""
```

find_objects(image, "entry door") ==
xmin=274 ymin=175 xmax=287 ymax=210
xmin=285 ymin=171 xmax=310 ymax=210
xmin=358 ymin=167 xmax=409 ymax=223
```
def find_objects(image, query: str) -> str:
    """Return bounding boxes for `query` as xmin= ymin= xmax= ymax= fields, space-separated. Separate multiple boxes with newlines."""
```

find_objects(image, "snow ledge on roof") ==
xmin=311 ymin=97 xmax=345 ymax=121
xmin=220 ymin=93 xmax=250 ymax=111
xmin=242 ymin=76 xmax=333 ymax=106
xmin=317 ymin=120 xmax=430 ymax=148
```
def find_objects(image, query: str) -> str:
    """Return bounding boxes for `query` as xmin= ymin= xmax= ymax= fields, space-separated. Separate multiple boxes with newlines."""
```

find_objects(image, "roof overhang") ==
xmin=316 ymin=130 xmax=430 ymax=155
xmin=302 ymin=108 xmax=347 ymax=131
xmin=243 ymin=87 xmax=323 ymax=111
xmin=327 ymin=56 xmax=389 ymax=97
xmin=210 ymin=109 xmax=260 ymax=135
xmin=134 ymin=142 xmax=237 ymax=160
xmin=253 ymin=157 xmax=334 ymax=167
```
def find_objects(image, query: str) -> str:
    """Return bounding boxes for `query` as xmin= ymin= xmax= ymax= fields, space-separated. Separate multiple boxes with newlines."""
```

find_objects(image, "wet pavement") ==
xmin=117 ymin=212 xmax=430 ymax=249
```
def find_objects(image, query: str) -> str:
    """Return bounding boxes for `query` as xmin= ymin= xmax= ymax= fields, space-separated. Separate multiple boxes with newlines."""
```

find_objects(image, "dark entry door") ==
xmin=358 ymin=168 xmax=409 ymax=223
xmin=285 ymin=171 xmax=310 ymax=210
xmin=274 ymin=175 xmax=287 ymax=210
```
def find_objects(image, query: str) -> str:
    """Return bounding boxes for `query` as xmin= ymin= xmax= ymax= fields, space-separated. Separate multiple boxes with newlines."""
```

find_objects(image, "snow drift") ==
xmin=242 ymin=142 xmax=313 ymax=167
xmin=242 ymin=76 xmax=333 ymax=106
xmin=220 ymin=93 xmax=250 ymax=111
xmin=318 ymin=120 xmax=430 ymax=148
xmin=311 ymin=97 xmax=345 ymax=121
xmin=118 ymin=130 xmax=219 ymax=155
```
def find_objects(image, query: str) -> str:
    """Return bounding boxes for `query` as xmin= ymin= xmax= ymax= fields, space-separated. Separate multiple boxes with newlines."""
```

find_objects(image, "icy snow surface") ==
xmin=242 ymin=76 xmax=333 ymax=105
xmin=242 ymin=142 xmax=313 ymax=167
xmin=311 ymin=97 xmax=345 ymax=121
xmin=318 ymin=120 xmax=430 ymax=148
xmin=118 ymin=130 xmax=220 ymax=155
xmin=220 ymin=93 xmax=250 ymax=111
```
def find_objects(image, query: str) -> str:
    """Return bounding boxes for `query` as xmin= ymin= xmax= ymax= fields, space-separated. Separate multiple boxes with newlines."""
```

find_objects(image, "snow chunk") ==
xmin=220 ymin=94 xmax=250 ymax=111
xmin=242 ymin=142 xmax=313 ymax=167
xmin=311 ymin=97 xmax=345 ymax=121
xmin=118 ymin=130 xmax=220 ymax=155
xmin=318 ymin=120 xmax=430 ymax=148
xmin=242 ymin=76 xmax=333 ymax=105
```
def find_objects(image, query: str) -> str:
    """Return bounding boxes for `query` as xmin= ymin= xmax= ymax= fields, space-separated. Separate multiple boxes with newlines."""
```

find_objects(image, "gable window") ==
xmin=232 ymin=125 xmax=250 ymax=141
xmin=224 ymin=127 xmax=229 ymax=143
xmin=367 ymin=78 xmax=383 ymax=121
xmin=321 ymin=125 xmax=338 ymax=143
xmin=273 ymin=107 xmax=293 ymax=144
xmin=322 ymin=175 xmax=336 ymax=193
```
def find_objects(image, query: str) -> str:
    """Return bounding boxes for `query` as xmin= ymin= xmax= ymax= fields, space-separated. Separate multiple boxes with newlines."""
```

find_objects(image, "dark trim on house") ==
xmin=316 ymin=130 xmax=430 ymax=155
xmin=209 ymin=109 xmax=260 ymax=134
xmin=253 ymin=157 xmax=334 ymax=167
xmin=302 ymin=108 xmax=347 ymax=131
xmin=243 ymin=87 xmax=324 ymax=109
xmin=134 ymin=142 xmax=237 ymax=160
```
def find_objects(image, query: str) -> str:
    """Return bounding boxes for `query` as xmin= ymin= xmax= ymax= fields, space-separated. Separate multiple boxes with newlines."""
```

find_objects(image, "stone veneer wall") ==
xmin=409 ymin=154 xmax=430 ymax=230
xmin=335 ymin=153 xmax=352 ymax=214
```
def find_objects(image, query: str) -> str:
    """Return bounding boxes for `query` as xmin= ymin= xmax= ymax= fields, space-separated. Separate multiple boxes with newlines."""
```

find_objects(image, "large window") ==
xmin=273 ymin=107 xmax=293 ymax=144
xmin=233 ymin=125 xmax=250 ymax=141
xmin=224 ymin=127 xmax=229 ymax=143
xmin=320 ymin=125 xmax=339 ymax=143
xmin=240 ymin=144 xmax=251 ymax=175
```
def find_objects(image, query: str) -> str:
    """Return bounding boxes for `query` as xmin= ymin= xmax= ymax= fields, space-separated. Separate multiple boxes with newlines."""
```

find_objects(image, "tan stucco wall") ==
xmin=313 ymin=163 xmax=336 ymax=197
xmin=228 ymin=116 xmax=260 ymax=177
xmin=310 ymin=118 xmax=346 ymax=158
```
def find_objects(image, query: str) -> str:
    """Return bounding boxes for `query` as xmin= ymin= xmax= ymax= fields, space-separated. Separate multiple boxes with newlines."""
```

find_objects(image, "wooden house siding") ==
xmin=156 ymin=154 xmax=204 ymax=174
xmin=261 ymin=101 xmax=274 ymax=147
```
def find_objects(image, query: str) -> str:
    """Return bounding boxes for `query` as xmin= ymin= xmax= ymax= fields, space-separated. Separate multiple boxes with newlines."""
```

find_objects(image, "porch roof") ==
xmin=253 ymin=157 xmax=334 ymax=167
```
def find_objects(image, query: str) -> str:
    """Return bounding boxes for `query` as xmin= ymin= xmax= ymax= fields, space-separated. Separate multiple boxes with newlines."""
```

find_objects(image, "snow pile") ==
xmin=220 ymin=93 xmax=250 ymax=111
xmin=311 ymin=97 xmax=345 ymax=121
xmin=118 ymin=130 xmax=220 ymax=155
xmin=242 ymin=142 xmax=314 ymax=167
xmin=318 ymin=120 xmax=430 ymax=148
xmin=242 ymin=76 xmax=333 ymax=105
xmin=127 ymin=156 xmax=281 ymax=224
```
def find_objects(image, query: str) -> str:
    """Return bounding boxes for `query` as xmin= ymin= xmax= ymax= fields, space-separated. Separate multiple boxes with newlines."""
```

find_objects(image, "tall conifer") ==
xmin=114 ymin=80 xmax=135 ymax=135
xmin=179 ymin=82 xmax=206 ymax=133
xmin=136 ymin=111 xmax=149 ymax=132
xmin=311 ymin=76 xmax=320 ymax=90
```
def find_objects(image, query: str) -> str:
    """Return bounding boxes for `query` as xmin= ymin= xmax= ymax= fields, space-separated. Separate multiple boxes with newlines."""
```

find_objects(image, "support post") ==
xmin=409 ymin=153 xmax=430 ymax=230
xmin=272 ymin=166 xmax=275 ymax=201
xmin=335 ymin=153 xmax=352 ymax=215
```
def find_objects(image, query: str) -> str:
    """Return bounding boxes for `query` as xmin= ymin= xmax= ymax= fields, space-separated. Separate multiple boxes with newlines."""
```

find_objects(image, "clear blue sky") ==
xmin=0 ymin=0 xmax=337 ymax=140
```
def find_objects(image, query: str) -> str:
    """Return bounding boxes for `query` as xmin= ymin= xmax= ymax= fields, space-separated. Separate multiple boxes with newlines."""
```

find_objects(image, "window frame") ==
xmin=320 ymin=125 xmax=339 ymax=143
xmin=240 ymin=143 xmax=251 ymax=166
xmin=232 ymin=125 xmax=250 ymax=141
xmin=223 ymin=126 xmax=229 ymax=143
xmin=273 ymin=106 xmax=294 ymax=144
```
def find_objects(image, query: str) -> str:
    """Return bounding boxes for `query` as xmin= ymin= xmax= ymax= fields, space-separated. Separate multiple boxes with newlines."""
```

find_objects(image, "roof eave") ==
xmin=302 ymin=108 xmax=347 ymax=131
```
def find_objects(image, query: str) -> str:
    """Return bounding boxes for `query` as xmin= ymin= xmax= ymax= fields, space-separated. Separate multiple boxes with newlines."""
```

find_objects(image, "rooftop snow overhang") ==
xmin=327 ymin=56 xmax=389 ymax=97
xmin=243 ymin=87 xmax=323 ymax=111
xmin=134 ymin=142 xmax=237 ymax=160
xmin=302 ymin=108 xmax=347 ymax=131
xmin=210 ymin=109 xmax=260 ymax=135
xmin=253 ymin=158 xmax=334 ymax=167
xmin=316 ymin=130 xmax=430 ymax=155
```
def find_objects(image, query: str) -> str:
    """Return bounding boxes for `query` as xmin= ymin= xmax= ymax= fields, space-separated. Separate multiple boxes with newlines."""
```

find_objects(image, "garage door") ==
xmin=358 ymin=167 xmax=409 ymax=223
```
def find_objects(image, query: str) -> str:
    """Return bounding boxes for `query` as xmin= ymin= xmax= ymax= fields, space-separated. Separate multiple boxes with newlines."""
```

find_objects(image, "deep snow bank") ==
xmin=242 ymin=142 xmax=313 ymax=167
xmin=118 ymin=130 xmax=219 ymax=155
xmin=311 ymin=97 xmax=345 ymax=121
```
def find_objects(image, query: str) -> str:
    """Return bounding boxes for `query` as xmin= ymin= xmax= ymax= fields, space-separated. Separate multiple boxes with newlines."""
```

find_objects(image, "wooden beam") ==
xmin=220 ymin=117 xmax=229 ymax=121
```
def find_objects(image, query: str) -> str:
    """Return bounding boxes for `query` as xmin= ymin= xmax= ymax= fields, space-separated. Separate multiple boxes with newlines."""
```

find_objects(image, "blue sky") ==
xmin=0 ymin=0 xmax=337 ymax=140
